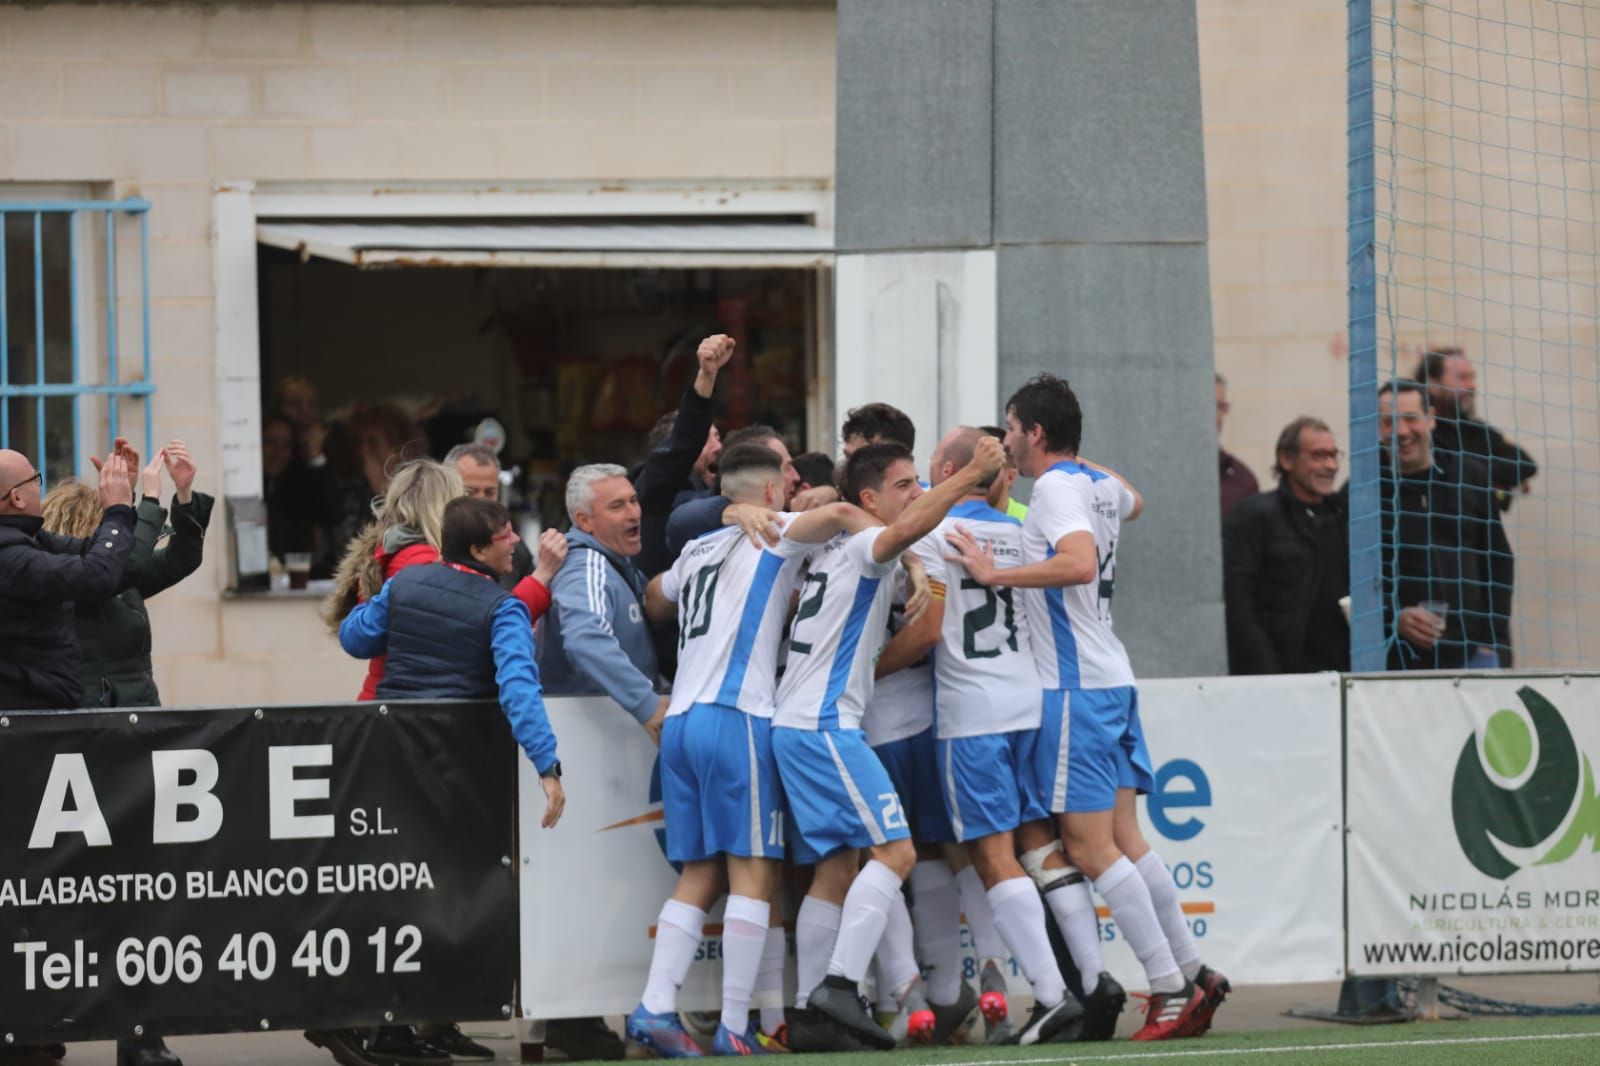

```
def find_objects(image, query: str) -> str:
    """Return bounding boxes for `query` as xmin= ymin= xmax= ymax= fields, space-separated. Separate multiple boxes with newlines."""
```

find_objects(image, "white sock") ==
xmin=794 ymin=895 xmax=841 ymax=1009
xmin=720 ymin=895 xmax=770 ymax=1034
xmin=1042 ymin=869 xmax=1105 ymax=995
xmin=826 ymin=860 xmax=903 ymax=983
xmin=756 ymin=924 xmax=787 ymax=1034
xmin=1136 ymin=852 xmax=1202 ymax=981
xmin=1095 ymin=857 xmax=1182 ymax=993
xmin=910 ymin=860 xmax=964 ymax=1004
xmin=873 ymin=887 xmax=921 ymax=1004
xmin=872 ymin=956 xmax=898 ymax=1014
xmin=642 ymin=899 xmax=707 ymax=1014
xmin=957 ymin=865 xmax=1007 ymax=964
xmin=985 ymin=876 xmax=1066 ymax=1007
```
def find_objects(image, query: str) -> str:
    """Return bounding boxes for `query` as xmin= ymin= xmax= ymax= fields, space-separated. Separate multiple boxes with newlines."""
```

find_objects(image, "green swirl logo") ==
xmin=1451 ymin=686 xmax=1600 ymax=880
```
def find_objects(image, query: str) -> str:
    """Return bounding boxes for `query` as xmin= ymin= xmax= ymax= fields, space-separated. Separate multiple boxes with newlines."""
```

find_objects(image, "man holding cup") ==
xmin=1376 ymin=381 xmax=1499 ymax=670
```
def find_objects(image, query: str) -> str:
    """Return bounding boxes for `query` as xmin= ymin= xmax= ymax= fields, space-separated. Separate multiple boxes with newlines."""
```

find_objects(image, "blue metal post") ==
xmin=139 ymin=209 xmax=152 ymax=458
xmin=32 ymin=212 xmax=45 ymax=479
xmin=1348 ymin=0 xmax=1384 ymax=670
xmin=105 ymin=205 xmax=119 ymax=444
xmin=68 ymin=211 xmax=81 ymax=474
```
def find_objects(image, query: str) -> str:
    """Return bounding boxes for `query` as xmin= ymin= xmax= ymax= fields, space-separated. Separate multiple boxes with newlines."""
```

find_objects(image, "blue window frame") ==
xmin=0 ymin=197 xmax=155 ymax=486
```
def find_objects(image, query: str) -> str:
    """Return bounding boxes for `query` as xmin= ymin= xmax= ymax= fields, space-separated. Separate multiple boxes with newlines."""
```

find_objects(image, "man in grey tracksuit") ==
xmin=537 ymin=463 xmax=665 ymax=733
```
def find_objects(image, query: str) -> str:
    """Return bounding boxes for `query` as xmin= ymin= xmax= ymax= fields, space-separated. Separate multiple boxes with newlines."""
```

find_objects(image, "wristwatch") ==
xmin=541 ymin=761 xmax=563 ymax=779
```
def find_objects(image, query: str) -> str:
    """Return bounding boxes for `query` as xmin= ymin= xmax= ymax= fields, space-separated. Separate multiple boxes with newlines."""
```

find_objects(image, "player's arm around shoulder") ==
xmin=1078 ymin=457 xmax=1144 ymax=521
xmin=785 ymin=501 xmax=875 ymax=545
xmin=644 ymin=571 xmax=677 ymax=623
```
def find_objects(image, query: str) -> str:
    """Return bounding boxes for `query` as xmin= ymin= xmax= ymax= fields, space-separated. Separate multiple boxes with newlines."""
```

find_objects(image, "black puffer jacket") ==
xmin=0 ymin=504 xmax=136 ymax=710
xmin=74 ymin=493 xmax=213 ymax=708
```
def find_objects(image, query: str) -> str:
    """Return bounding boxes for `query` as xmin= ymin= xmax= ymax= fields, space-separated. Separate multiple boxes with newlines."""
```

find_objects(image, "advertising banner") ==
xmin=520 ymin=678 xmax=1345 ymax=1018
xmin=1347 ymin=675 xmax=1600 ymax=976
xmin=0 ymin=702 xmax=519 ymax=1044
xmin=519 ymin=698 xmax=736 ymax=1020
xmin=1094 ymin=676 xmax=1345 ymax=990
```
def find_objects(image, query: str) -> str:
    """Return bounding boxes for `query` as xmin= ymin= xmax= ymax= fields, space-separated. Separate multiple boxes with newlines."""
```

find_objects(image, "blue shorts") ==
xmin=936 ymin=729 xmax=1050 ymax=843
xmin=873 ymin=728 xmax=955 ymax=844
xmin=661 ymin=703 xmax=786 ymax=863
xmin=773 ymin=726 xmax=911 ymax=865
xmin=1034 ymin=686 xmax=1155 ymax=814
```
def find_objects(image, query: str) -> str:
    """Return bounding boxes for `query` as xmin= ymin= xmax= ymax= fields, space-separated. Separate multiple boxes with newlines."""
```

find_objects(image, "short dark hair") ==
xmin=842 ymin=442 xmax=914 ymax=507
xmin=842 ymin=403 xmax=915 ymax=451
xmin=1005 ymin=373 xmax=1082 ymax=454
xmin=791 ymin=451 xmax=836 ymax=490
xmin=1273 ymin=416 xmax=1332 ymax=479
xmin=716 ymin=442 xmax=784 ymax=500
xmin=442 ymin=496 xmax=511 ymax=563
xmin=647 ymin=412 xmax=677 ymax=451
xmin=1379 ymin=378 xmax=1431 ymax=410
xmin=1415 ymin=346 xmax=1464 ymax=383
xmin=723 ymin=424 xmax=784 ymax=452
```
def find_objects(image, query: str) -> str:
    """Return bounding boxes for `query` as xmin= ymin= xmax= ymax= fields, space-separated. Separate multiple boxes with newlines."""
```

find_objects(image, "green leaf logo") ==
xmin=1450 ymin=686 xmax=1592 ymax=879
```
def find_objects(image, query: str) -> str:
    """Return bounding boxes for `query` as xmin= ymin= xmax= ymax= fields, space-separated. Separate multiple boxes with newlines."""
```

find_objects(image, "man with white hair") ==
xmin=536 ymin=463 xmax=665 ymax=736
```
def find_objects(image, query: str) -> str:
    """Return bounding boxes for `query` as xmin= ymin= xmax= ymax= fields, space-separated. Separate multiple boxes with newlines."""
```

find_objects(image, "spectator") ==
xmin=842 ymin=402 xmax=916 ymax=457
xmin=1416 ymin=347 xmax=1530 ymax=662
xmin=663 ymin=424 xmax=801 ymax=561
xmin=45 ymin=445 xmax=208 ymax=1066
xmin=273 ymin=375 xmax=329 ymax=469
xmin=1377 ymin=381 xmax=1498 ymax=670
xmin=43 ymin=441 xmax=213 ymax=710
xmin=0 ymin=446 xmax=135 ymax=713
xmin=328 ymin=402 xmax=426 ymax=555
xmin=263 ymin=415 xmax=341 ymax=577
xmin=335 ymin=496 xmax=565 ymax=1066
xmin=538 ymin=465 xmax=660 ymax=724
xmin=1216 ymin=373 xmax=1259 ymax=521
xmin=1223 ymin=417 xmax=1350 ymax=674
xmin=791 ymin=451 xmax=837 ymax=495
xmin=446 ymin=443 xmax=569 ymax=596
xmin=632 ymin=334 xmax=735 ymax=578
xmin=1416 ymin=347 xmax=1538 ymax=498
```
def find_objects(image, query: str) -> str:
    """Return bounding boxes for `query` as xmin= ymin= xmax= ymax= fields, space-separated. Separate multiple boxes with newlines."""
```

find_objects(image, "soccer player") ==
xmin=883 ymin=426 xmax=1089 ymax=1046
xmin=769 ymin=437 xmax=1006 ymax=1051
xmin=871 ymin=430 xmax=1039 ymax=1046
xmin=949 ymin=374 xmax=1227 ymax=1041
xmin=625 ymin=443 xmax=817 ymax=1058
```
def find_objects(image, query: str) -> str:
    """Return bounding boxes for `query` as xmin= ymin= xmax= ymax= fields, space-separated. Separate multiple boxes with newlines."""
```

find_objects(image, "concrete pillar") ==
xmin=836 ymin=0 xmax=1225 ymax=677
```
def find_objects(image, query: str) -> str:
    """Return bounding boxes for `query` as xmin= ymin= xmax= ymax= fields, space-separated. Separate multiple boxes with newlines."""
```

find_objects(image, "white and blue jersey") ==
xmin=657 ymin=519 xmax=810 ymax=862
xmin=661 ymin=521 xmax=810 ymax=719
xmin=773 ymin=527 xmax=898 ymax=732
xmin=1020 ymin=460 xmax=1138 ymax=691
xmin=925 ymin=500 xmax=1043 ymax=738
xmin=773 ymin=527 xmax=912 ymax=863
xmin=862 ymin=535 xmax=937 ymax=748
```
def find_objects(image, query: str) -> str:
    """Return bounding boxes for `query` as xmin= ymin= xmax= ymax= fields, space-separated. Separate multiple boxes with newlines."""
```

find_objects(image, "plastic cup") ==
xmin=1420 ymin=599 xmax=1449 ymax=635
xmin=286 ymin=552 xmax=312 ymax=590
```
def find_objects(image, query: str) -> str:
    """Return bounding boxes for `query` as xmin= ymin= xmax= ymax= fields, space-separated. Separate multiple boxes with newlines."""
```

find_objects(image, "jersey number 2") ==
xmin=960 ymin=578 xmax=1018 ymax=659
xmin=787 ymin=571 xmax=830 ymax=655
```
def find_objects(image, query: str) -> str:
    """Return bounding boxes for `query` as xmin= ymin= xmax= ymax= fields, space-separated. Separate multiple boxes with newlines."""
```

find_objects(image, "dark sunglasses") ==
xmin=4 ymin=471 xmax=42 ymax=496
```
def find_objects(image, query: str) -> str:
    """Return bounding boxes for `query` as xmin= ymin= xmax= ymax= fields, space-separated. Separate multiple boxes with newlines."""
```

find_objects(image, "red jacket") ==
xmin=356 ymin=542 xmax=551 ymax=700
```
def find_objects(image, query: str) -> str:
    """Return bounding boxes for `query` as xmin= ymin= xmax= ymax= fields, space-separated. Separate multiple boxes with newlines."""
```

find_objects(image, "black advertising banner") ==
xmin=0 ymin=701 xmax=518 ymax=1044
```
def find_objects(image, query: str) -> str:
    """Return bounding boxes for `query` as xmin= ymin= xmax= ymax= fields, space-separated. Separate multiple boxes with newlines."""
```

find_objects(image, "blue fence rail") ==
xmin=0 ymin=198 xmax=155 ymax=484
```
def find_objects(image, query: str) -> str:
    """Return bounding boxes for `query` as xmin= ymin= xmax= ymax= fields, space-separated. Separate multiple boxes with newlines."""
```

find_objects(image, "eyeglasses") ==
xmin=3 ymin=471 xmax=42 ymax=496
xmin=492 ymin=526 xmax=520 ymax=544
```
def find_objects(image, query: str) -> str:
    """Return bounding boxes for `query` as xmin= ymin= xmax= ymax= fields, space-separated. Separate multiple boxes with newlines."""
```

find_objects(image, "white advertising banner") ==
xmin=1094 ymin=676 xmax=1345 ymax=990
xmin=520 ymin=677 xmax=1345 ymax=1018
xmin=1346 ymin=675 xmax=1600 ymax=977
xmin=518 ymin=697 xmax=735 ymax=1019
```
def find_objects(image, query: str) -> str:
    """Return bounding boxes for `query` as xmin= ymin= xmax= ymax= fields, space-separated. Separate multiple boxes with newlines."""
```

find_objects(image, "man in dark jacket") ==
xmin=66 ymin=441 xmax=213 ymax=709
xmin=1378 ymin=382 xmax=1498 ymax=670
xmin=1415 ymin=347 xmax=1530 ymax=662
xmin=1224 ymin=417 xmax=1350 ymax=674
xmin=1217 ymin=374 xmax=1259 ymax=521
xmin=633 ymin=332 xmax=735 ymax=578
xmin=0 ymin=447 xmax=136 ymax=711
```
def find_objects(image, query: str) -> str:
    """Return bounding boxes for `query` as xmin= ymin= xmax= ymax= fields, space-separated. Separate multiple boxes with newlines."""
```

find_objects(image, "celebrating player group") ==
xmin=624 ymin=374 xmax=1227 ymax=1056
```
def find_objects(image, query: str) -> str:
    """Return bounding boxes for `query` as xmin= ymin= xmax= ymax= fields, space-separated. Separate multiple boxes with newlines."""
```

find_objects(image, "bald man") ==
xmin=0 ymin=447 xmax=136 ymax=711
